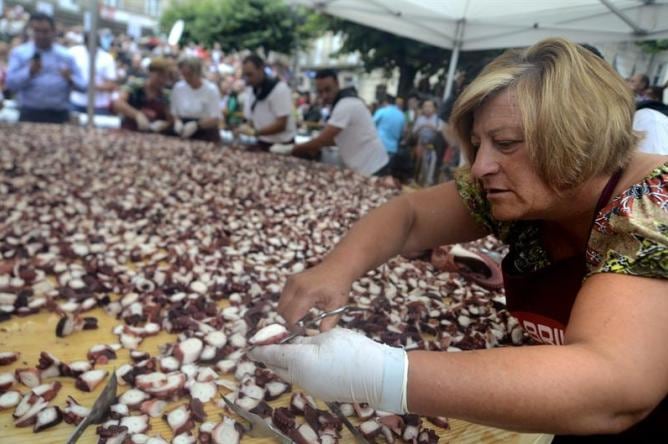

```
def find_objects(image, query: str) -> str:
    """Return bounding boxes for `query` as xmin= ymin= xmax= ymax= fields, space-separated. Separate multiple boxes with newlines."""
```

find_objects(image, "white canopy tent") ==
xmin=288 ymin=0 xmax=668 ymax=98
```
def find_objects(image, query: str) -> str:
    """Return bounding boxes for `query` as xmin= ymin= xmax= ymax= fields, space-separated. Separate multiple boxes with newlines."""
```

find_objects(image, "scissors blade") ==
xmin=221 ymin=396 xmax=292 ymax=443
xmin=67 ymin=372 xmax=117 ymax=444
xmin=325 ymin=401 xmax=371 ymax=444
xmin=277 ymin=326 xmax=306 ymax=344
xmin=279 ymin=305 xmax=368 ymax=344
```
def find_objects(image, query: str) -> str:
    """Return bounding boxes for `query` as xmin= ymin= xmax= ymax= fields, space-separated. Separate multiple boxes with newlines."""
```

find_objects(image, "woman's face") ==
xmin=150 ymin=70 xmax=169 ymax=89
xmin=180 ymin=66 xmax=200 ymax=88
xmin=421 ymin=101 xmax=435 ymax=116
xmin=470 ymin=89 xmax=556 ymax=221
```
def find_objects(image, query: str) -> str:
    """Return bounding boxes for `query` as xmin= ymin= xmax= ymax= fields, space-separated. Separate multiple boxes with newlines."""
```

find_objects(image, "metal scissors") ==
xmin=278 ymin=305 xmax=369 ymax=344
xmin=221 ymin=395 xmax=292 ymax=443
xmin=278 ymin=305 xmax=372 ymax=443
xmin=67 ymin=372 xmax=118 ymax=444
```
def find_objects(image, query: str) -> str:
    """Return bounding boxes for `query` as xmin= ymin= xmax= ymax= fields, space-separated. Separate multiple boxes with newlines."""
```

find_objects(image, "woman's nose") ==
xmin=470 ymin=142 xmax=500 ymax=179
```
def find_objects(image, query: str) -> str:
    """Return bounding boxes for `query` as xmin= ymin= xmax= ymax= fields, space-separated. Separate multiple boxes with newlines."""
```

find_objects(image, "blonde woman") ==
xmin=250 ymin=38 xmax=668 ymax=442
xmin=171 ymin=56 xmax=221 ymax=142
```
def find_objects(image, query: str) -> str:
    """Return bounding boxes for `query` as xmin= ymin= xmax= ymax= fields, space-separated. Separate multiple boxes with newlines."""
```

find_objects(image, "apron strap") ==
xmin=593 ymin=167 xmax=624 ymax=215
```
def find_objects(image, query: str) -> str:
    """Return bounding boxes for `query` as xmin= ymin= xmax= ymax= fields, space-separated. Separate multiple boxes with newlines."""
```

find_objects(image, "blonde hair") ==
xmin=451 ymin=38 xmax=637 ymax=189
xmin=148 ymin=57 xmax=172 ymax=74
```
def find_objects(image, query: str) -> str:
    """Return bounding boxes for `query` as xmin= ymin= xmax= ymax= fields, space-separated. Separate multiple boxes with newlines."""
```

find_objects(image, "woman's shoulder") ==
xmin=609 ymin=156 xmax=668 ymax=215
xmin=122 ymin=77 xmax=145 ymax=95
xmin=616 ymin=154 xmax=668 ymax=191
xmin=173 ymin=80 xmax=188 ymax=91
xmin=587 ymin=156 xmax=668 ymax=279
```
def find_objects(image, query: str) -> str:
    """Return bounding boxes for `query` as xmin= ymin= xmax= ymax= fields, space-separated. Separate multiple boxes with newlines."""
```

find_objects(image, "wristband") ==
xmin=378 ymin=345 xmax=409 ymax=413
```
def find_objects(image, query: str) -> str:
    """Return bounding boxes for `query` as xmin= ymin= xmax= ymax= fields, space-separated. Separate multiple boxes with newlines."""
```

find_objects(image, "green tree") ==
xmin=325 ymin=17 xmax=501 ymax=98
xmin=160 ymin=0 xmax=322 ymax=54
xmin=637 ymin=39 xmax=668 ymax=54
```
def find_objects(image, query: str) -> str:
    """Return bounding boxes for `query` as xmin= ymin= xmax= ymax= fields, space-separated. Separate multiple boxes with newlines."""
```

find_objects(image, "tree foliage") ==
xmin=325 ymin=17 xmax=501 ymax=97
xmin=637 ymin=39 xmax=668 ymax=54
xmin=325 ymin=17 xmax=448 ymax=97
xmin=160 ymin=0 xmax=322 ymax=54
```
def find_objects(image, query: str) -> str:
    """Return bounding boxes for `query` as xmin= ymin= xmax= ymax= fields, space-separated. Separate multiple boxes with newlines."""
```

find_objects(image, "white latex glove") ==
xmin=248 ymin=327 xmax=408 ymax=413
xmin=269 ymin=143 xmax=294 ymax=155
xmin=149 ymin=120 xmax=168 ymax=133
xmin=135 ymin=112 xmax=150 ymax=131
xmin=173 ymin=119 xmax=184 ymax=135
xmin=182 ymin=121 xmax=198 ymax=139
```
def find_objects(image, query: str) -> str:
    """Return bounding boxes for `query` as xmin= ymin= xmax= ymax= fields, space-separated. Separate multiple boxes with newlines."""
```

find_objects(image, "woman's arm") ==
xmin=198 ymin=116 xmax=219 ymax=129
xmin=198 ymin=87 xmax=221 ymax=129
xmin=256 ymin=116 xmax=288 ymax=136
xmin=324 ymin=181 xmax=488 ymax=280
xmin=112 ymin=90 xmax=140 ymax=120
xmin=278 ymin=181 xmax=489 ymax=327
xmin=407 ymin=273 xmax=668 ymax=435
xmin=292 ymin=124 xmax=341 ymax=157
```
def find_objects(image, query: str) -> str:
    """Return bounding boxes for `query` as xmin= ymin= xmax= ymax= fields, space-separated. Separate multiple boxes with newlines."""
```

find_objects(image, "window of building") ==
xmin=145 ymin=0 xmax=161 ymax=16
xmin=103 ymin=0 xmax=122 ymax=8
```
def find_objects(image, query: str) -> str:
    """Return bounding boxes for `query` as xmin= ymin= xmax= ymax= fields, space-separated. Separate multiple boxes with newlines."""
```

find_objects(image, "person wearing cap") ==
xmin=112 ymin=57 xmax=173 ymax=133
xmin=6 ymin=12 xmax=86 ymax=123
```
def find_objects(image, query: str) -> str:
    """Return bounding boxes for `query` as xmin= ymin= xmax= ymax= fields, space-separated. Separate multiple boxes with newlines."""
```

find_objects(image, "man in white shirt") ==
xmin=241 ymin=54 xmax=295 ymax=150
xmin=634 ymin=86 xmax=668 ymax=155
xmin=290 ymin=69 xmax=389 ymax=176
xmin=634 ymin=108 xmax=668 ymax=155
xmin=69 ymin=34 xmax=117 ymax=114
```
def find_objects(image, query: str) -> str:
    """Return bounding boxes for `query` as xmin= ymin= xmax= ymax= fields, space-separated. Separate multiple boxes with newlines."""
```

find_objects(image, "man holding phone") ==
xmin=6 ymin=12 xmax=85 ymax=123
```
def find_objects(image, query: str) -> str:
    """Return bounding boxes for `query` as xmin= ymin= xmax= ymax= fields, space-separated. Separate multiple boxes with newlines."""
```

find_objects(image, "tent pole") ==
xmin=86 ymin=0 xmax=99 ymax=129
xmin=599 ymin=0 xmax=647 ymax=35
xmin=443 ymin=19 xmax=464 ymax=100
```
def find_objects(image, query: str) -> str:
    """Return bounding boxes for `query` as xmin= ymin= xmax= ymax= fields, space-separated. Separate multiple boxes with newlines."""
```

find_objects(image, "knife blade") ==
xmin=67 ymin=372 xmax=117 ymax=444
xmin=221 ymin=395 xmax=293 ymax=443
xmin=325 ymin=401 xmax=370 ymax=444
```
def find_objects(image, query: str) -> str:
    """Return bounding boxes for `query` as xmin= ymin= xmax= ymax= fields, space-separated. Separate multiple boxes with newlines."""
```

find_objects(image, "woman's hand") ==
xmin=248 ymin=328 xmax=408 ymax=413
xmin=181 ymin=121 xmax=198 ymax=138
xmin=135 ymin=112 xmax=150 ymax=131
xmin=173 ymin=118 xmax=184 ymax=135
xmin=277 ymin=263 xmax=354 ymax=331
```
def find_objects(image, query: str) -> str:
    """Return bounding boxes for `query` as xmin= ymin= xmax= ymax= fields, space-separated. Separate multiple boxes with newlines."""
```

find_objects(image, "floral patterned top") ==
xmin=454 ymin=162 xmax=668 ymax=279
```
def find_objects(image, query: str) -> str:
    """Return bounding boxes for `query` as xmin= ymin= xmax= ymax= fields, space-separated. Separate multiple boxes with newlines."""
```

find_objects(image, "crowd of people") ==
xmin=1 ymin=10 xmax=666 ymax=181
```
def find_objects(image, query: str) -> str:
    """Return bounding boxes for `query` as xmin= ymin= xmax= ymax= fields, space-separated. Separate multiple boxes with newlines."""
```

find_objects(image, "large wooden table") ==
xmin=0 ymin=308 xmax=552 ymax=443
xmin=1 ymin=126 xmax=552 ymax=443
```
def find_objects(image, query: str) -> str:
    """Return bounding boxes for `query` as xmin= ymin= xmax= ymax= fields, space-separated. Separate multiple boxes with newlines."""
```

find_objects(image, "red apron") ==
xmin=501 ymin=169 xmax=667 ymax=442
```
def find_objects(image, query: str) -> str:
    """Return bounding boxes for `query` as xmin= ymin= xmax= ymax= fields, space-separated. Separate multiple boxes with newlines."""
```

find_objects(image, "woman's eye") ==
xmin=495 ymin=140 xmax=520 ymax=150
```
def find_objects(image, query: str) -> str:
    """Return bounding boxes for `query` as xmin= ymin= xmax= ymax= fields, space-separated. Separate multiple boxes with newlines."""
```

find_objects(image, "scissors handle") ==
xmin=296 ymin=305 xmax=361 ymax=329
xmin=278 ymin=305 xmax=367 ymax=344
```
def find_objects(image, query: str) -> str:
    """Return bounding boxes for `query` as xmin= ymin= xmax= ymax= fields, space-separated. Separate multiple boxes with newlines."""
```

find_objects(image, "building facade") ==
xmin=2 ymin=0 xmax=162 ymax=36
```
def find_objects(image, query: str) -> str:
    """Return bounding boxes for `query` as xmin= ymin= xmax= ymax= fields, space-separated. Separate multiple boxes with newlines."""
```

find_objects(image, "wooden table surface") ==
xmin=0 ymin=307 xmax=553 ymax=443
